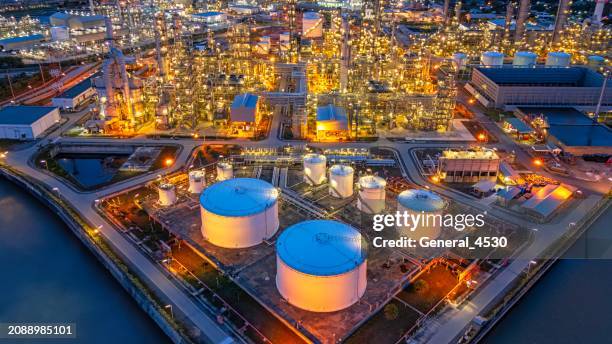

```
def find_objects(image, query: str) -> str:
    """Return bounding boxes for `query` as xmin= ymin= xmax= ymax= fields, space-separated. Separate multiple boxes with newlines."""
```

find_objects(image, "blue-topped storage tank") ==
xmin=200 ymin=178 xmax=279 ymax=248
xmin=276 ymin=220 xmax=367 ymax=312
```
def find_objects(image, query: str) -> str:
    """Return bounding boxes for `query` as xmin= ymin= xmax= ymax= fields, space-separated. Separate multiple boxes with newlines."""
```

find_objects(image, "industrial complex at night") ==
xmin=0 ymin=0 xmax=610 ymax=344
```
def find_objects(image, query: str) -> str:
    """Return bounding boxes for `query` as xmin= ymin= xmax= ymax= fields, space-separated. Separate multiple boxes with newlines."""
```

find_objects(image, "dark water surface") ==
xmin=484 ymin=208 xmax=612 ymax=344
xmin=0 ymin=177 xmax=170 ymax=344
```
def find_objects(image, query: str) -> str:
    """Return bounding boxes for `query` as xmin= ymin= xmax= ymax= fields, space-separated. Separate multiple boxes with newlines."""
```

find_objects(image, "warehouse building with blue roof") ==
xmin=466 ymin=67 xmax=612 ymax=111
xmin=52 ymin=78 xmax=96 ymax=110
xmin=0 ymin=106 xmax=60 ymax=140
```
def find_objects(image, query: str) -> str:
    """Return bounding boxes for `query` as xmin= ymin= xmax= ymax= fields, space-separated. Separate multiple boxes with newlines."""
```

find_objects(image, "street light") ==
xmin=164 ymin=304 xmax=174 ymax=319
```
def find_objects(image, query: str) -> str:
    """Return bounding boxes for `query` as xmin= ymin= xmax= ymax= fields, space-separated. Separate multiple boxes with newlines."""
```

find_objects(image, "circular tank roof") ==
xmin=159 ymin=183 xmax=174 ymax=190
xmin=200 ymin=178 xmax=278 ymax=217
xmin=359 ymin=175 xmax=386 ymax=189
xmin=277 ymin=220 xmax=366 ymax=276
xmin=303 ymin=11 xmax=320 ymax=19
xmin=515 ymin=51 xmax=536 ymax=56
xmin=482 ymin=51 xmax=503 ymax=57
xmin=304 ymin=153 xmax=326 ymax=164
xmin=329 ymin=164 xmax=354 ymax=176
xmin=398 ymin=189 xmax=445 ymax=212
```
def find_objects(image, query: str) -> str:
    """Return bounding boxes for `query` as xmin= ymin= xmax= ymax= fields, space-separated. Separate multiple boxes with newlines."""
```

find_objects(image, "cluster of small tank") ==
xmin=154 ymin=154 xmax=446 ymax=313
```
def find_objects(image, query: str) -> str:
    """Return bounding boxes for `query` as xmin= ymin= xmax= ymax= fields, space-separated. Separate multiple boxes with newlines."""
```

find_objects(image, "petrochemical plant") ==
xmin=0 ymin=1 xmax=610 ymax=344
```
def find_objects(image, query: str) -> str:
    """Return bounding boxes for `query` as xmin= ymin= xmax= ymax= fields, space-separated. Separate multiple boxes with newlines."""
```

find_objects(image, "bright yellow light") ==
xmin=165 ymin=158 xmax=174 ymax=167
xmin=533 ymin=158 xmax=543 ymax=167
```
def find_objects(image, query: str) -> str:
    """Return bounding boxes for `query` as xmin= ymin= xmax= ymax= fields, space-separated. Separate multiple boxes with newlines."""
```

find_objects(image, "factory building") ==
xmin=467 ymin=67 xmax=612 ymax=111
xmin=276 ymin=220 xmax=367 ymax=312
xmin=316 ymin=104 xmax=349 ymax=141
xmin=0 ymin=34 xmax=45 ymax=51
xmin=228 ymin=4 xmax=260 ymax=15
xmin=317 ymin=0 xmax=363 ymax=11
xmin=52 ymin=79 xmax=96 ymax=111
xmin=438 ymin=149 xmax=500 ymax=183
xmin=520 ymin=184 xmax=576 ymax=221
xmin=200 ymin=178 xmax=279 ymax=248
xmin=230 ymin=93 xmax=261 ymax=131
xmin=49 ymin=12 xmax=109 ymax=44
xmin=191 ymin=12 xmax=228 ymax=24
xmin=0 ymin=106 xmax=60 ymax=140
xmin=515 ymin=107 xmax=612 ymax=155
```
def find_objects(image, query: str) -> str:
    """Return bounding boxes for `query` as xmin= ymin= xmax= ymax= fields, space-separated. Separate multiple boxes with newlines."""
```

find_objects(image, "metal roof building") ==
xmin=0 ymin=34 xmax=45 ymax=50
xmin=0 ymin=106 xmax=60 ymax=140
xmin=521 ymin=184 xmax=575 ymax=220
xmin=52 ymin=78 xmax=96 ymax=110
xmin=316 ymin=104 xmax=349 ymax=140
xmin=467 ymin=67 xmax=612 ymax=111
xmin=516 ymin=107 xmax=612 ymax=155
xmin=230 ymin=93 xmax=260 ymax=123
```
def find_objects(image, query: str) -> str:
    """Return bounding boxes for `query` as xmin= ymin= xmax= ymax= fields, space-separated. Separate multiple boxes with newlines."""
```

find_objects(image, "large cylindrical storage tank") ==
xmin=158 ymin=183 xmax=177 ymax=206
xmin=303 ymin=154 xmax=326 ymax=185
xmin=302 ymin=12 xmax=323 ymax=38
xmin=512 ymin=51 xmax=538 ymax=67
xmin=452 ymin=52 xmax=468 ymax=70
xmin=188 ymin=170 xmax=205 ymax=194
xmin=480 ymin=51 xmax=504 ymax=67
xmin=545 ymin=52 xmax=571 ymax=67
xmin=200 ymin=178 xmax=279 ymax=248
xmin=329 ymin=164 xmax=354 ymax=198
xmin=397 ymin=189 xmax=445 ymax=240
xmin=357 ymin=175 xmax=386 ymax=214
xmin=216 ymin=162 xmax=233 ymax=181
xmin=276 ymin=220 xmax=367 ymax=312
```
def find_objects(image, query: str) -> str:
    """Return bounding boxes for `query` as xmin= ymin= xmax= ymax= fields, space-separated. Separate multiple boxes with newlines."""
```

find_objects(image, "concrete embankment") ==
xmin=0 ymin=166 xmax=192 ymax=344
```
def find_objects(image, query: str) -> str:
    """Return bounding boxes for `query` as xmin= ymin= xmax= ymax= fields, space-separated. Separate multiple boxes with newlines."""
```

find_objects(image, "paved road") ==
xmin=2 ymin=100 xmax=607 ymax=344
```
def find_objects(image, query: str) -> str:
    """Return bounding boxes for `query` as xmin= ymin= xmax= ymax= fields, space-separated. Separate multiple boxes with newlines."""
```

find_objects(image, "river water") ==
xmin=0 ymin=177 xmax=170 ymax=344
xmin=484 ymin=208 xmax=612 ymax=343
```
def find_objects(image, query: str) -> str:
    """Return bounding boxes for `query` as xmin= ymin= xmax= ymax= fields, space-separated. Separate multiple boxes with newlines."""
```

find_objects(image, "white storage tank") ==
xmin=302 ymin=12 xmax=323 ymax=38
xmin=200 ymin=178 xmax=279 ymax=248
xmin=216 ymin=162 xmax=233 ymax=181
xmin=587 ymin=55 xmax=605 ymax=68
xmin=276 ymin=220 xmax=367 ymax=312
xmin=329 ymin=164 xmax=354 ymax=198
xmin=452 ymin=52 xmax=468 ymax=70
xmin=188 ymin=170 xmax=205 ymax=194
xmin=545 ymin=52 xmax=571 ymax=67
xmin=357 ymin=175 xmax=386 ymax=214
xmin=303 ymin=154 xmax=326 ymax=185
xmin=158 ymin=183 xmax=177 ymax=206
xmin=512 ymin=51 xmax=538 ymax=67
xmin=480 ymin=51 xmax=504 ymax=67
xmin=397 ymin=189 xmax=445 ymax=240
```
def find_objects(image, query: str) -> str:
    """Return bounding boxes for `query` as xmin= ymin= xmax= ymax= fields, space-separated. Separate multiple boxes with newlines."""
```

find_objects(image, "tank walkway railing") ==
xmin=355 ymin=190 xmax=377 ymax=214
xmin=280 ymin=188 xmax=328 ymax=219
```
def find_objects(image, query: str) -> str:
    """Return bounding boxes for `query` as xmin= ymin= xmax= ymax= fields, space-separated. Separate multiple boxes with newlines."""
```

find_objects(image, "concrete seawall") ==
xmin=0 ymin=167 xmax=191 ymax=344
